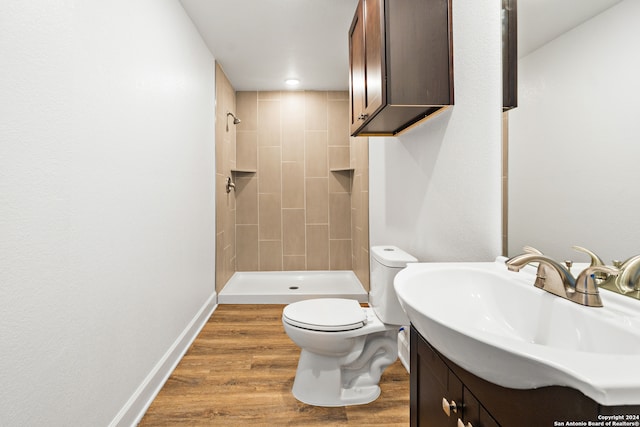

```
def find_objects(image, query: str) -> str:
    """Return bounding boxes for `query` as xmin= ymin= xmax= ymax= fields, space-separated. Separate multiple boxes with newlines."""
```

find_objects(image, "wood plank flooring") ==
xmin=139 ymin=304 xmax=409 ymax=426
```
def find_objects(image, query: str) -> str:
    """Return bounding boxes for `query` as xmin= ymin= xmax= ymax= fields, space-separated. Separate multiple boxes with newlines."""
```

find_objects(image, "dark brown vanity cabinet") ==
xmin=411 ymin=327 xmax=498 ymax=427
xmin=348 ymin=0 xmax=454 ymax=137
xmin=411 ymin=326 xmax=640 ymax=427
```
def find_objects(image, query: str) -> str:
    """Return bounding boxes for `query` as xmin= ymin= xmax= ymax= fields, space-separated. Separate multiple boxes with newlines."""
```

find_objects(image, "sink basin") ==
xmin=394 ymin=257 xmax=640 ymax=406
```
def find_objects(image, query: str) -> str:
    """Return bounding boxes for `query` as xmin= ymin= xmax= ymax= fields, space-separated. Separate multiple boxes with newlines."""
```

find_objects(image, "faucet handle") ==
xmin=573 ymin=265 xmax=619 ymax=307
xmin=572 ymin=246 xmax=605 ymax=266
xmin=564 ymin=260 xmax=573 ymax=273
xmin=575 ymin=265 xmax=619 ymax=294
xmin=619 ymin=254 xmax=640 ymax=269
xmin=573 ymin=246 xmax=609 ymax=284
xmin=522 ymin=246 xmax=543 ymax=255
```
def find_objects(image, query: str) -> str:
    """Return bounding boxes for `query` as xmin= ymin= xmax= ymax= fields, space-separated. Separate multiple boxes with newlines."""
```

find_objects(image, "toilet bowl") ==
xmin=282 ymin=246 xmax=417 ymax=407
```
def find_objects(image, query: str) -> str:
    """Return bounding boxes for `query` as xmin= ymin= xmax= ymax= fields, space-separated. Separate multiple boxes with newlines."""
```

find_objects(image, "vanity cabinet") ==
xmin=348 ymin=0 xmax=453 ymax=137
xmin=411 ymin=326 xmax=640 ymax=427
xmin=411 ymin=326 xmax=498 ymax=427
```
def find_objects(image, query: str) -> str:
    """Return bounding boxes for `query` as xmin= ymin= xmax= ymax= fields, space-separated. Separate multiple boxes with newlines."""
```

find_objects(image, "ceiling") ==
xmin=179 ymin=0 xmax=358 ymax=91
xmin=180 ymin=0 xmax=622 ymax=92
xmin=517 ymin=0 xmax=622 ymax=57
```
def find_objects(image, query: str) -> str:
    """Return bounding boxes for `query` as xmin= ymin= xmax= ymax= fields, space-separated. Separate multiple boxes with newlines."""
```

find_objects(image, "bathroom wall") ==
xmin=234 ymin=91 xmax=370 ymax=287
xmin=369 ymin=0 xmax=503 ymax=262
xmin=0 ymin=1 xmax=216 ymax=425
xmin=215 ymin=64 xmax=237 ymax=292
xmin=508 ymin=0 xmax=640 ymax=262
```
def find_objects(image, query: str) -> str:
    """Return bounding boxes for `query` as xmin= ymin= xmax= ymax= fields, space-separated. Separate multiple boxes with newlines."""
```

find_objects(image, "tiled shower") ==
xmin=215 ymin=65 xmax=370 ymax=293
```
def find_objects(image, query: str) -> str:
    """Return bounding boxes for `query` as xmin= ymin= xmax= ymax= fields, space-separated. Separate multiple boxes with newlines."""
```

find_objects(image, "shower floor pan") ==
xmin=218 ymin=270 xmax=368 ymax=304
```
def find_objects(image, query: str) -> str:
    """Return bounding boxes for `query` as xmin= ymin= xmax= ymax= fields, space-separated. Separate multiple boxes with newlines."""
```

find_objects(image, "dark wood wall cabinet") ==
xmin=502 ymin=0 xmax=517 ymax=111
xmin=348 ymin=0 xmax=454 ymax=137
xmin=411 ymin=326 xmax=640 ymax=427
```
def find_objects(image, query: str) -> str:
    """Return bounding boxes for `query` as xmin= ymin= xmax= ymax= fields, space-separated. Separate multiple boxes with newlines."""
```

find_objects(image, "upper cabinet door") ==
xmin=502 ymin=0 xmax=518 ymax=111
xmin=349 ymin=1 xmax=366 ymax=133
xmin=350 ymin=0 xmax=385 ymax=135
xmin=363 ymin=0 xmax=385 ymax=119
xmin=349 ymin=0 xmax=454 ymax=137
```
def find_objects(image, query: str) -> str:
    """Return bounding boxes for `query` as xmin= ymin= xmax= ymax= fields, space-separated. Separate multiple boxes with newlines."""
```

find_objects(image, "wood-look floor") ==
xmin=139 ymin=304 xmax=410 ymax=426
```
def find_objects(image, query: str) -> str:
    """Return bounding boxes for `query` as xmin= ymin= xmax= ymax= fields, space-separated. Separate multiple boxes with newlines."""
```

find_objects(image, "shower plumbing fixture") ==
xmin=226 ymin=112 xmax=241 ymax=131
xmin=225 ymin=176 xmax=236 ymax=193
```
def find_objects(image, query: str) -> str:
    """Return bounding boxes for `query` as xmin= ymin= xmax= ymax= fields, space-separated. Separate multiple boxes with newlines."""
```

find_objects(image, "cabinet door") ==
xmin=412 ymin=327 xmax=460 ymax=427
xmin=502 ymin=0 xmax=517 ymax=110
xmin=362 ymin=0 xmax=385 ymax=117
xmin=349 ymin=0 xmax=385 ymax=133
xmin=349 ymin=0 xmax=365 ymax=132
xmin=463 ymin=388 xmax=500 ymax=427
xmin=480 ymin=407 xmax=500 ymax=427
xmin=462 ymin=387 xmax=481 ymax=426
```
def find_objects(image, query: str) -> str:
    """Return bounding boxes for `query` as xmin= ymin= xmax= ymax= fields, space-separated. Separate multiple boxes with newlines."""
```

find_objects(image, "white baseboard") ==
xmin=109 ymin=292 xmax=218 ymax=427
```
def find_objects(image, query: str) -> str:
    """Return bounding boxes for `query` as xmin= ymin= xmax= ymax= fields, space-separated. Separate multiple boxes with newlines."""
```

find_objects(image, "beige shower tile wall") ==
xmin=235 ymin=90 xmax=369 ymax=288
xmin=215 ymin=63 xmax=237 ymax=292
xmin=351 ymin=135 xmax=370 ymax=289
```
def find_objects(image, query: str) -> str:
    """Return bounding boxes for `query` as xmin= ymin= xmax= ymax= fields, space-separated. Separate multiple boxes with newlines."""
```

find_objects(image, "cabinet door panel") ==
xmin=349 ymin=1 xmax=365 ymax=130
xmin=413 ymin=327 xmax=462 ymax=427
xmin=417 ymin=355 xmax=454 ymax=426
xmin=461 ymin=388 xmax=500 ymax=427
xmin=462 ymin=387 xmax=481 ymax=426
xmin=480 ymin=406 xmax=500 ymax=427
xmin=386 ymin=0 xmax=453 ymax=105
xmin=447 ymin=372 xmax=463 ymax=427
xmin=363 ymin=0 xmax=384 ymax=116
xmin=502 ymin=0 xmax=517 ymax=110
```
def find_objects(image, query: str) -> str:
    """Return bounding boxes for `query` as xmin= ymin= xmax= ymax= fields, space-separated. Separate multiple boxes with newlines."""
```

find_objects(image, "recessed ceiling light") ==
xmin=285 ymin=78 xmax=300 ymax=86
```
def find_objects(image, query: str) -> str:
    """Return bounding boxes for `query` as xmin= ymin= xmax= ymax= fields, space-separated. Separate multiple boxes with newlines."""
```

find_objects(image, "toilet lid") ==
xmin=283 ymin=298 xmax=367 ymax=332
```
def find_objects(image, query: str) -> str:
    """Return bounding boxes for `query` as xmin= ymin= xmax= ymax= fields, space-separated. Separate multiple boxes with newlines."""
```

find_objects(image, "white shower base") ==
xmin=218 ymin=270 xmax=368 ymax=304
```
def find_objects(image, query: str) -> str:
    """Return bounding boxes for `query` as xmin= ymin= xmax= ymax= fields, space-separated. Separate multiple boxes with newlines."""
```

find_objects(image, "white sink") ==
xmin=394 ymin=257 xmax=640 ymax=406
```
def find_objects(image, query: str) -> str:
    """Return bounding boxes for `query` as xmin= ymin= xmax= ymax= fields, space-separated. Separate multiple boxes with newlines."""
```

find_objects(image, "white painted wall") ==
xmin=0 ymin=1 xmax=216 ymax=425
xmin=508 ymin=0 xmax=640 ymax=262
xmin=370 ymin=0 xmax=503 ymax=262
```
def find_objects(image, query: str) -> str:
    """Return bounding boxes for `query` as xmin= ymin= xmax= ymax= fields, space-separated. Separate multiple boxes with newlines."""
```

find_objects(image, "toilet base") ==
xmin=293 ymin=379 xmax=380 ymax=407
xmin=290 ymin=329 xmax=398 ymax=407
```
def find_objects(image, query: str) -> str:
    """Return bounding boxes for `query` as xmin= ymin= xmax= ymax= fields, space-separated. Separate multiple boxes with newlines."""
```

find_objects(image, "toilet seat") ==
xmin=282 ymin=298 xmax=367 ymax=332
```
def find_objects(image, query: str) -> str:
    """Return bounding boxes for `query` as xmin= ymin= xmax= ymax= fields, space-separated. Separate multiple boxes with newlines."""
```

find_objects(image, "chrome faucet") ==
xmin=505 ymin=249 xmax=619 ymax=307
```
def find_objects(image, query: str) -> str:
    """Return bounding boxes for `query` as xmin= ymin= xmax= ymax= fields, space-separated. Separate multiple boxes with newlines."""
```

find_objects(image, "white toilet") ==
xmin=282 ymin=246 xmax=417 ymax=407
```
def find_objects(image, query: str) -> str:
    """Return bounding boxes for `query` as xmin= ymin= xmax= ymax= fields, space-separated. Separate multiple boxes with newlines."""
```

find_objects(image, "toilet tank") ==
xmin=369 ymin=246 xmax=418 ymax=325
